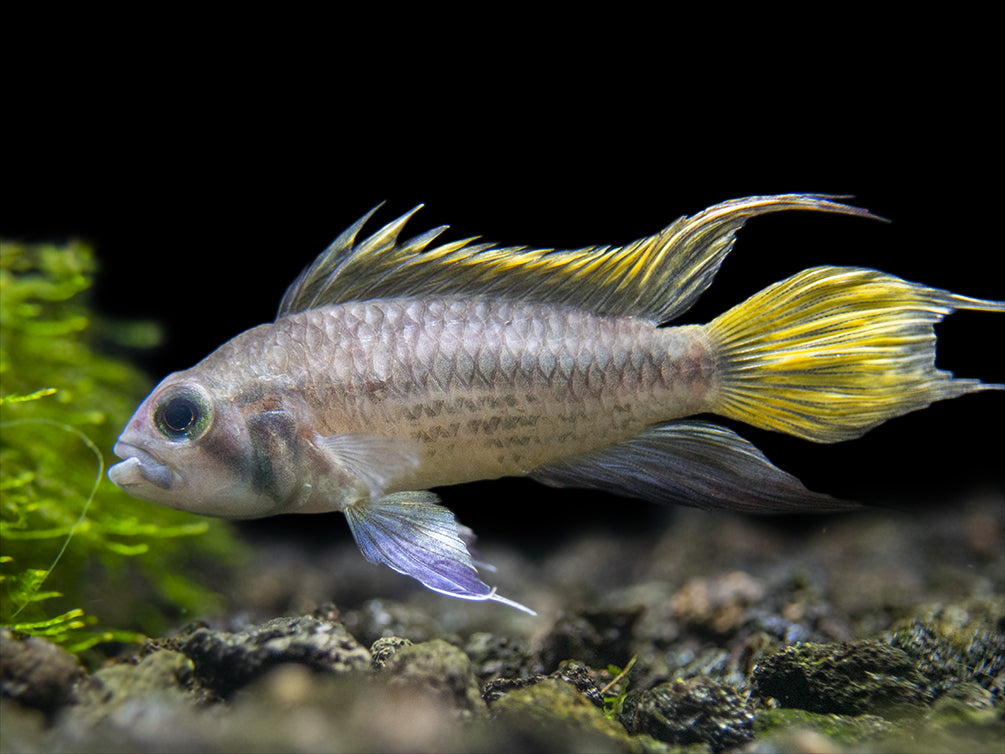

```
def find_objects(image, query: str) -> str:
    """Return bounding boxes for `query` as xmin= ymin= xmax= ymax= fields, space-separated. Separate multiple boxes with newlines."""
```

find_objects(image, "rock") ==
xmin=0 ymin=628 xmax=85 ymax=714
xmin=369 ymin=635 xmax=412 ymax=670
xmin=885 ymin=614 xmax=1005 ymax=699
xmin=490 ymin=677 xmax=635 ymax=752
xmin=177 ymin=615 xmax=370 ymax=697
xmin=929 ymin=682 xmax=997 ymax=724
xmin=538 ymin=606 xmax=643 ymax=673
xmin=0 ymin=698 xmax=47 ymax=750
xmin=551 ymin=660 xmax=606 ymax=707
xmin=482 ymin=659 xmax=605 ymax=707
xmin=82 ymin=650 xmax=196 ymax=702
xmin=752 ymin=640 xmax=933 ymax=718
xmin=1 ymin=494 xmax=1000 ymax=752
xmin=619 ymin=676 xmax=754 ymax=752
xmin=752 ymin=708 xmax=897 ymax=751
xmin=66 ymin=649 xmax=201 ymax=728
xmin=464 ymin=631 xmax=540 ymax=684
xmin=235 ymin=665 xmax=469 ymax=752
xmin=374 ymin=638 xmax=485 ymax=717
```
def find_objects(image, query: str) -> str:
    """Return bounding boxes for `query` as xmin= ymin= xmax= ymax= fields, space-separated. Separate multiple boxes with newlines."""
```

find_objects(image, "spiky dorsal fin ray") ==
xmin=278 ymin=195 xmax=880 ymax=323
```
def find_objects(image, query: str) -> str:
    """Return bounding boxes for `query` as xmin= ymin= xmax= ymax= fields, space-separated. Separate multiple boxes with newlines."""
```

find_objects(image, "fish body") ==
xmin=145 ymin=299 xmax=710 ymax=501
xmin=109 ymin=195 xmax=1004 ymax=613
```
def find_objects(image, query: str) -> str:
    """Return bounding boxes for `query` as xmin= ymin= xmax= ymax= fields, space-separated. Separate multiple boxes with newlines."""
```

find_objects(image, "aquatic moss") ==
xmin=1 ymin=239 xmax=244 ymax=654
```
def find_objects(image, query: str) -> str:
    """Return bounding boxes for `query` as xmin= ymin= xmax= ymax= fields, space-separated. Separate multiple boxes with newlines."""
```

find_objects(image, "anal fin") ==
xmin=532 ymin=420 xmax=854 ymax=514
xmin=344 ymin=491 xmax=536 ymax=615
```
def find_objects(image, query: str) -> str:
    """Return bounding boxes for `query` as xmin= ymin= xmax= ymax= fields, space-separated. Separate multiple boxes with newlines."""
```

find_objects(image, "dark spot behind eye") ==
xmin=247 ymin=409 xmax=299 ymax=501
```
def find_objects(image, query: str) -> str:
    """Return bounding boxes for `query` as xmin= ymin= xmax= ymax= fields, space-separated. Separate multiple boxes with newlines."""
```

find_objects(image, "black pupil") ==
xmin=163 ymin=398 xmax=197 ymax=433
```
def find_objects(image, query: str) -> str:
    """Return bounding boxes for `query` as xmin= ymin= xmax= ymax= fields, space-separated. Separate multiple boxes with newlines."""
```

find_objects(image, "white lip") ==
xmin=109 ymin=442 xmax=175 ymax=490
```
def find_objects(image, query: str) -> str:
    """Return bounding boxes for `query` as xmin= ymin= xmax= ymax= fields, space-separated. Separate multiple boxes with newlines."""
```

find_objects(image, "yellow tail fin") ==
xmin=706 ymin=266 xmax=1004 ymax=443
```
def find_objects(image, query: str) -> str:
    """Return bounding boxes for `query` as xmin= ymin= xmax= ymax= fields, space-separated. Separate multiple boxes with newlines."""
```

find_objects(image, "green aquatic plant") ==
xmin=1 ymin=239 xmax=243 ymax=653
xmin=600 ymin=656 xmax=636 ymax=719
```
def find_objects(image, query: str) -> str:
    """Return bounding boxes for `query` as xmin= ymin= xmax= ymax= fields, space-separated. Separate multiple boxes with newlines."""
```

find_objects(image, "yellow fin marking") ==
xmin=278 ymin=194 xmax=877 ymax=322
xmin=707 ymin=266 xmax=1005 ymax=442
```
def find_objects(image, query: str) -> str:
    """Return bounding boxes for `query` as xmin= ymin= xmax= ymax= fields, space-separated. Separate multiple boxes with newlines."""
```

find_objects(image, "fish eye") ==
xmin=154 ymin=387 xmax=212 ymax=441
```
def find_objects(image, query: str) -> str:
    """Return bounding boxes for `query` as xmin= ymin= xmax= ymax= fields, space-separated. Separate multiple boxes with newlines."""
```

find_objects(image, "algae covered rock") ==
xmin=490 ymin=677 xmax=636 ymax=752
xmin=885 ymin=611 xmax=1005 ymax=700
xmin=752 ymin=640 xmax=933 ymax=717
xmin=372 ymin=637 xmax=485 ymax=717
xmin=464 ymin=630 xmax=540 ymax=684
xmin=178 ymin=615 xmax=370 ymax=697
xmin=752 ymin=707 xmax=898 ymax=748
xmin=2 ymin=593 xmax=1003 ymax=753
xmin=68 ymin=649 xmax=201 ymax=727
xmin=482 ymin=659 xmax=606 ymax=707
xmin=369 ymin=635 xmax=412 ymax=670
xmin=619 ymin=676 xmax=754 ymax=752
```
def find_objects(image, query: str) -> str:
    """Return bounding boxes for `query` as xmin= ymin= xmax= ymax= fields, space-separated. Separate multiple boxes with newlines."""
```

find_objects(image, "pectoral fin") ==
xmin=532 ymin=420 xmax=855 ymax=514
xmin=344 ymin=491 xmax=536 ymax=615
xmin=317 ymin=433 xmax=421 ymax=503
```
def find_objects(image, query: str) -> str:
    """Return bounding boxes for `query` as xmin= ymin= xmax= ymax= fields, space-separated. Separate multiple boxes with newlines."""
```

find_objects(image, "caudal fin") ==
xmin=706 ymin=266 xmax=1004 ymax=443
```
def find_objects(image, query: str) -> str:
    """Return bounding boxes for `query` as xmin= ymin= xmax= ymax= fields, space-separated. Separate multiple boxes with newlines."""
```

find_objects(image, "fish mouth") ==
xmin=109 ymin=442 xmax=175 ymax=490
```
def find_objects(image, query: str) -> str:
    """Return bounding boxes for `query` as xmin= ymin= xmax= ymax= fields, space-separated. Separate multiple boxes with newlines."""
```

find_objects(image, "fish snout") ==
xmin=109 ymin=441 xmax=175 ymax=490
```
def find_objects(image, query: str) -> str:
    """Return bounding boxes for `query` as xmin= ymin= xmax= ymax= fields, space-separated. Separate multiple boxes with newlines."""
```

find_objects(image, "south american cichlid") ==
xmin=108 ymin=194 xmax=1004 ymax=614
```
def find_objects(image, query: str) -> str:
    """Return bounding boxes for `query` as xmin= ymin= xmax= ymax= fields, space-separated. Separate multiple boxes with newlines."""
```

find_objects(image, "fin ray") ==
xmin=278 ymin=195 xmax=879 ymax=322
xmin=531 ymin=420 xmax=852 ymax=514
xmin=344 ymin=491 xmax=535 ymax=615
xmin=278 ymin=203 xmax=385 ymax=315
xmin=318 ymin=433 xmax=421 ymax=502
xmin=706 ymin=266 xmax=1005 ymax=443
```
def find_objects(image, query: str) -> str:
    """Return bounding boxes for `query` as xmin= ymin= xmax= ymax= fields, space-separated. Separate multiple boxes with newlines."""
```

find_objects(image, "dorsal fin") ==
xmin=277 ymin=194 xmax=880 ymax=323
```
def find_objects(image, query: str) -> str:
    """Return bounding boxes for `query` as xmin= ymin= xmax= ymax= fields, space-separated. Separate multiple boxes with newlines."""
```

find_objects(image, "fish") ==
xmin=108 ymin=194 xmax=1004 ymax=615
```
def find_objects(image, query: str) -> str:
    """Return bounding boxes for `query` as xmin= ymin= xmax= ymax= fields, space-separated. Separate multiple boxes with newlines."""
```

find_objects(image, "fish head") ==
xmin=108 ymin=371 xmax=299 ymax=518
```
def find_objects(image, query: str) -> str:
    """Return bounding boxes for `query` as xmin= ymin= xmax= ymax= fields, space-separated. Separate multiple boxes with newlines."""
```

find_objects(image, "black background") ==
xmin=5 ymin=41 xmax=1001 ymax=547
